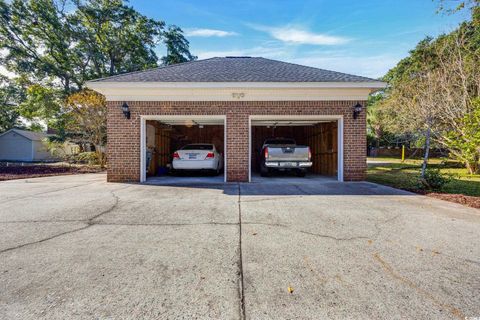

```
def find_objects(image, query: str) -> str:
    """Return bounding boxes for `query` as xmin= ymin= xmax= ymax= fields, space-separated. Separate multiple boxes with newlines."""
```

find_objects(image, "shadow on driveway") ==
xmin=143 ymin=173 xmax=413 ymax=196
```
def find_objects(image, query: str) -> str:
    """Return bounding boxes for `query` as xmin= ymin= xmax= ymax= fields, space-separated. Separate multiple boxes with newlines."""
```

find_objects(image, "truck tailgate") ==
xmin=267 ymin=146 xmax=310 ymax=161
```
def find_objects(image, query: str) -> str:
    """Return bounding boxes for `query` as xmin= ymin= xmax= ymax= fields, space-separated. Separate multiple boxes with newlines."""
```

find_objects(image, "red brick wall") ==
xmin=106 ymin=101 xmax=367 ymax=182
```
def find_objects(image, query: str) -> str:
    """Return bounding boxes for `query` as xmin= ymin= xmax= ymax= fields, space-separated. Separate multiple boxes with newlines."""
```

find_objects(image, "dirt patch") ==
xmin=0 ymin=164 xmax=104 ymax=181
xmin=426 ymin=192 xmax=480 ymax=210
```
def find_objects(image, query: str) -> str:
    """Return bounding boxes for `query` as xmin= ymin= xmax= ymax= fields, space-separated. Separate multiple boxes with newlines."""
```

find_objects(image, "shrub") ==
xmin=418 ymin=168 xmax=453 ymax=190
xmin=73 ymin=152 xmax=100 ymax=166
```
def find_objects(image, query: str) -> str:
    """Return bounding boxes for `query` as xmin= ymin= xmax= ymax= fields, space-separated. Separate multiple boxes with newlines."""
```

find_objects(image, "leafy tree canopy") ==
xmin=161 ymin=25 xmax=197 ymax=65
xmin=0 ymin=0 xmax=195 ymax=94
xmin=369 ymin=1 xmax=480 ymax=173
xmin=0 ymin=0 xmax=196 ymax=133
xmin=0 ymin=75 xmax=25 ymax=131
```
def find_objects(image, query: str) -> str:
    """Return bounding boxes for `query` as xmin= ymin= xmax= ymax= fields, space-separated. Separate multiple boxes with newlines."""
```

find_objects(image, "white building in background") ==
xmin=0 ymin=129 xmax=77 ymax=162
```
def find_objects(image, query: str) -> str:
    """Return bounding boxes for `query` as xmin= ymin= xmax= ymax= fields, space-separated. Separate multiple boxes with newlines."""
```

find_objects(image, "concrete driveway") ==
xmin=0 ymin=174 xmax=479 ymax=320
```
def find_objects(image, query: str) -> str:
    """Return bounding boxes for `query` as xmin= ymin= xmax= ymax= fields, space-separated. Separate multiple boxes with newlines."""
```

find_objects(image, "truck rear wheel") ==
xmin=260 ymin=166 xmax=270 ymax=177
xmin=296 ymin=170 xmax=306 ymax=177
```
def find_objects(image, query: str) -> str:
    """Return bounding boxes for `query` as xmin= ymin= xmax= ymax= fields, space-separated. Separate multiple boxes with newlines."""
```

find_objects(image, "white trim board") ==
xmin=140 ymin=115 xmax=227 ymax=183
xmin=88 ymin=87 xmax=375 ymax=102
xmin=87 ymin=81 xmax=386 ymax=89
xmin=86 ymin=81 xmax=385 ymax=102
xmin=248 ymin=115 xmax=344 ymax=182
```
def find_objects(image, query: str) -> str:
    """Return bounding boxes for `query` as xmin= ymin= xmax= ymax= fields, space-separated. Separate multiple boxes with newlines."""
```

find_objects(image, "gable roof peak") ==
xmin=87 ymin=56 xmax=381 ymax=84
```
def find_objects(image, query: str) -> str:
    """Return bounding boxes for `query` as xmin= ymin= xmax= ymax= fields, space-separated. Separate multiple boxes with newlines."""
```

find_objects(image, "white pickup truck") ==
xmin=259 ymin=138 xmax=312 ymax=177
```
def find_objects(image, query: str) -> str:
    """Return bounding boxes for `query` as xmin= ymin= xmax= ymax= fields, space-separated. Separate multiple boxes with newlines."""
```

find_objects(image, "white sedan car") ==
xmin=172 ymin=144 xmax=223 ymax=175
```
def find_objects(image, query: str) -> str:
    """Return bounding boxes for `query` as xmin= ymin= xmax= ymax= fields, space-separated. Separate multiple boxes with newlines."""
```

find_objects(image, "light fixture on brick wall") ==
xmin=121 ymin=102 xmax=131 ymax=119
xmin=353 ymin=103 xmax=362 ymax=119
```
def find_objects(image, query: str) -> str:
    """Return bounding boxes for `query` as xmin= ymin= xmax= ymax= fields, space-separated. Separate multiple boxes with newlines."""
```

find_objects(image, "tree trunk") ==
xmin=109 ymin=54 xmax=115 ymax=76
xmin=421 ymin=125 xmax=431 ymax=178
xmin=64 ymin=76 xmax=70 ymax=93
xmin=466 ymin=154 xmax=479 ymax=174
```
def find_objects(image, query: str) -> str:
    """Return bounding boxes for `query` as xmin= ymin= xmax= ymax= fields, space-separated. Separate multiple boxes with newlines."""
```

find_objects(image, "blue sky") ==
xmin=130 ymin=0 xmax=467 ymax=79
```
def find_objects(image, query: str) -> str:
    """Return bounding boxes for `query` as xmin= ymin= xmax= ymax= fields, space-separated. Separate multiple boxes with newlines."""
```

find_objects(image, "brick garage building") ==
xmin=87 ymin=57 xmax=384 ymax=183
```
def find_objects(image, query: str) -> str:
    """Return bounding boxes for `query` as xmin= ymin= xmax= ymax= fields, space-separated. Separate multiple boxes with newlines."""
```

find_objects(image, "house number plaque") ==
xmin=232 ymin=92 xmax=245 ymax=99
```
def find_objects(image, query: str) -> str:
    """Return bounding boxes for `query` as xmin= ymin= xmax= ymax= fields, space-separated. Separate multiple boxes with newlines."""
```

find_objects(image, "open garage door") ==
xmin=140 ymin=116 xmax=226 ymax=183
xmin=249 ymin=116 xmax=343 ymax=182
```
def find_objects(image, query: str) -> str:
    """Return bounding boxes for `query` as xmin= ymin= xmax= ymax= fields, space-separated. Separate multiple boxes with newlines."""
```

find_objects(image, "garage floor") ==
xmin=1 ymin=174 xmax=479 ymax=319
xmin=146 ymin=174 xmax=225 ymax=185
xmin=250 ymin=173 xmax=336 ymax=184
xmin=145 ymin=173 xmax=334 ymax=185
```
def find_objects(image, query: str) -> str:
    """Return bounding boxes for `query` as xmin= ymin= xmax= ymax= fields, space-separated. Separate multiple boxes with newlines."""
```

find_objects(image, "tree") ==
xmin=428 ymin=29 xmax=480 ymax=173
xmin=0 ymin=75 xmax=24 ymax=132
xmin=0 ymin=0 xmax=195 ymax=91
xmin=444 ymin=99 xmax=480 ymax=173
xmin=378 ymin=38 xmax=442 ymax=177
xmin=161 ymin=25 xmax=197 ymax=65
xmin=64 ymin=89 xmax=106 ymax=166
xmin=71 ymin=0 xmax=165 ymax=78
xmin=437 ymin=0 xmax=480 ymax=15
xmin=374 ymin=4 xmax=480 ymax=175
xmin=0 ymin=0 xmax=82 ymax=94
xmin=19 ymin=84 xmax=63 ymax=130
xmin=0 ymin=0 xmax=195 ymax=134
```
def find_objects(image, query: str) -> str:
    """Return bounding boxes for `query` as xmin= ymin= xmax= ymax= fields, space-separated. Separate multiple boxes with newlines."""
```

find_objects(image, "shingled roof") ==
xmin=89 ymin=57 xmax=378 ymax=83
xmin=0 ymin=129 xmax=53 ymax=141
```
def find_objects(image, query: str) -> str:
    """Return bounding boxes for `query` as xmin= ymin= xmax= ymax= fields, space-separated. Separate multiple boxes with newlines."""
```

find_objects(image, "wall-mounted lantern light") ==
xmin=121 ymin=102 xmax=131 ymax=119
xmin=353 ymin=103 xmax=362 ymax=119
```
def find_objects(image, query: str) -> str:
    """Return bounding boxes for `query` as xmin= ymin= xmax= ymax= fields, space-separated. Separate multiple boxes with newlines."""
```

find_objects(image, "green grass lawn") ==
xmin=367 ymin=157 xmax=480 ymax=197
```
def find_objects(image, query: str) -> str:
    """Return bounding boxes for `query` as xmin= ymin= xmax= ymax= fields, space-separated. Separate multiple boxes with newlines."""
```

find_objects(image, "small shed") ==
xmin=0 ymin=129 xmax=55 ymax=162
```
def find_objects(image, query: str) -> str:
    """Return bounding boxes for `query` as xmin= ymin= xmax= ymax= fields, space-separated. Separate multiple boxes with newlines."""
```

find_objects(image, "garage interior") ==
xmin=145 ymin=118 xmax=225 ymax=181
xmin=251 ymin=119 xmax=338 ymax=179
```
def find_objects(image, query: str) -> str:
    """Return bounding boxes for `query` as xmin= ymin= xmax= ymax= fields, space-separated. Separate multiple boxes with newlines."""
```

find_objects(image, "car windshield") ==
xmin=264 ymin=139 xmax=295 ymax=145
xmin=181 ymin=144 xmax=214 ymax=150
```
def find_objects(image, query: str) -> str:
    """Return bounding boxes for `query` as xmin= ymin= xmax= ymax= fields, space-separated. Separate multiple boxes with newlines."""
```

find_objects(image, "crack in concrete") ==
xmin=0 ymin=181 xmax=100 ymax=205
xmin=91 ymin=222 xmax=239 ymax=227
xmin=0 ymin=187 xmax=124 ymax=255
xmin=0 ymin=220 xmax=238 ymax=227
xmin=373 ymin=253 xmax=465 ymax=320
xmin=375 ymin=213 xmax=402 ymax=230
xmin=243 ymin=221 xmax=371 ymax=242
xmin=236 ymin=188 xmax=406 ymax=244
xmin=237 ymin=183 xmax=246 ymax=320
xmin=87 ymin=188 xmax=122 ymax=223
xmin=0 ymin=219 xmax=85 ymax=223
xmin=464 ymin=258 xmax=480 ymax=266
xmin=299 ymin=230 xmax=370 ymax=241
xmin=243 ymin=221 xmax=289 ymax=228
xmin=239 ymin=196 xmax=304 ymax=203
xmin=0 ymin=224 xmax=91 ymax=254
xmin=368 ymin=213 xmax=403 ymax=240
xmin=293 ymin=184 xmax=312 ymax=195
xmin=243 ymin=212 xmax=404 ymax=242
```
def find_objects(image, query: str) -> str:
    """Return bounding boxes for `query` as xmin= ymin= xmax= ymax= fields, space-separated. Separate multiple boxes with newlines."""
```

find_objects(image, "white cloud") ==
xmin=0 ymin=65 xmax=16 ymax=78
xmin=184 ymin=28 xmax=238 ymax=37
xmin=249 ymin=24 xmax=350 ymax=45
xmin=289 ymin=54 xmax=402 ymax=79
